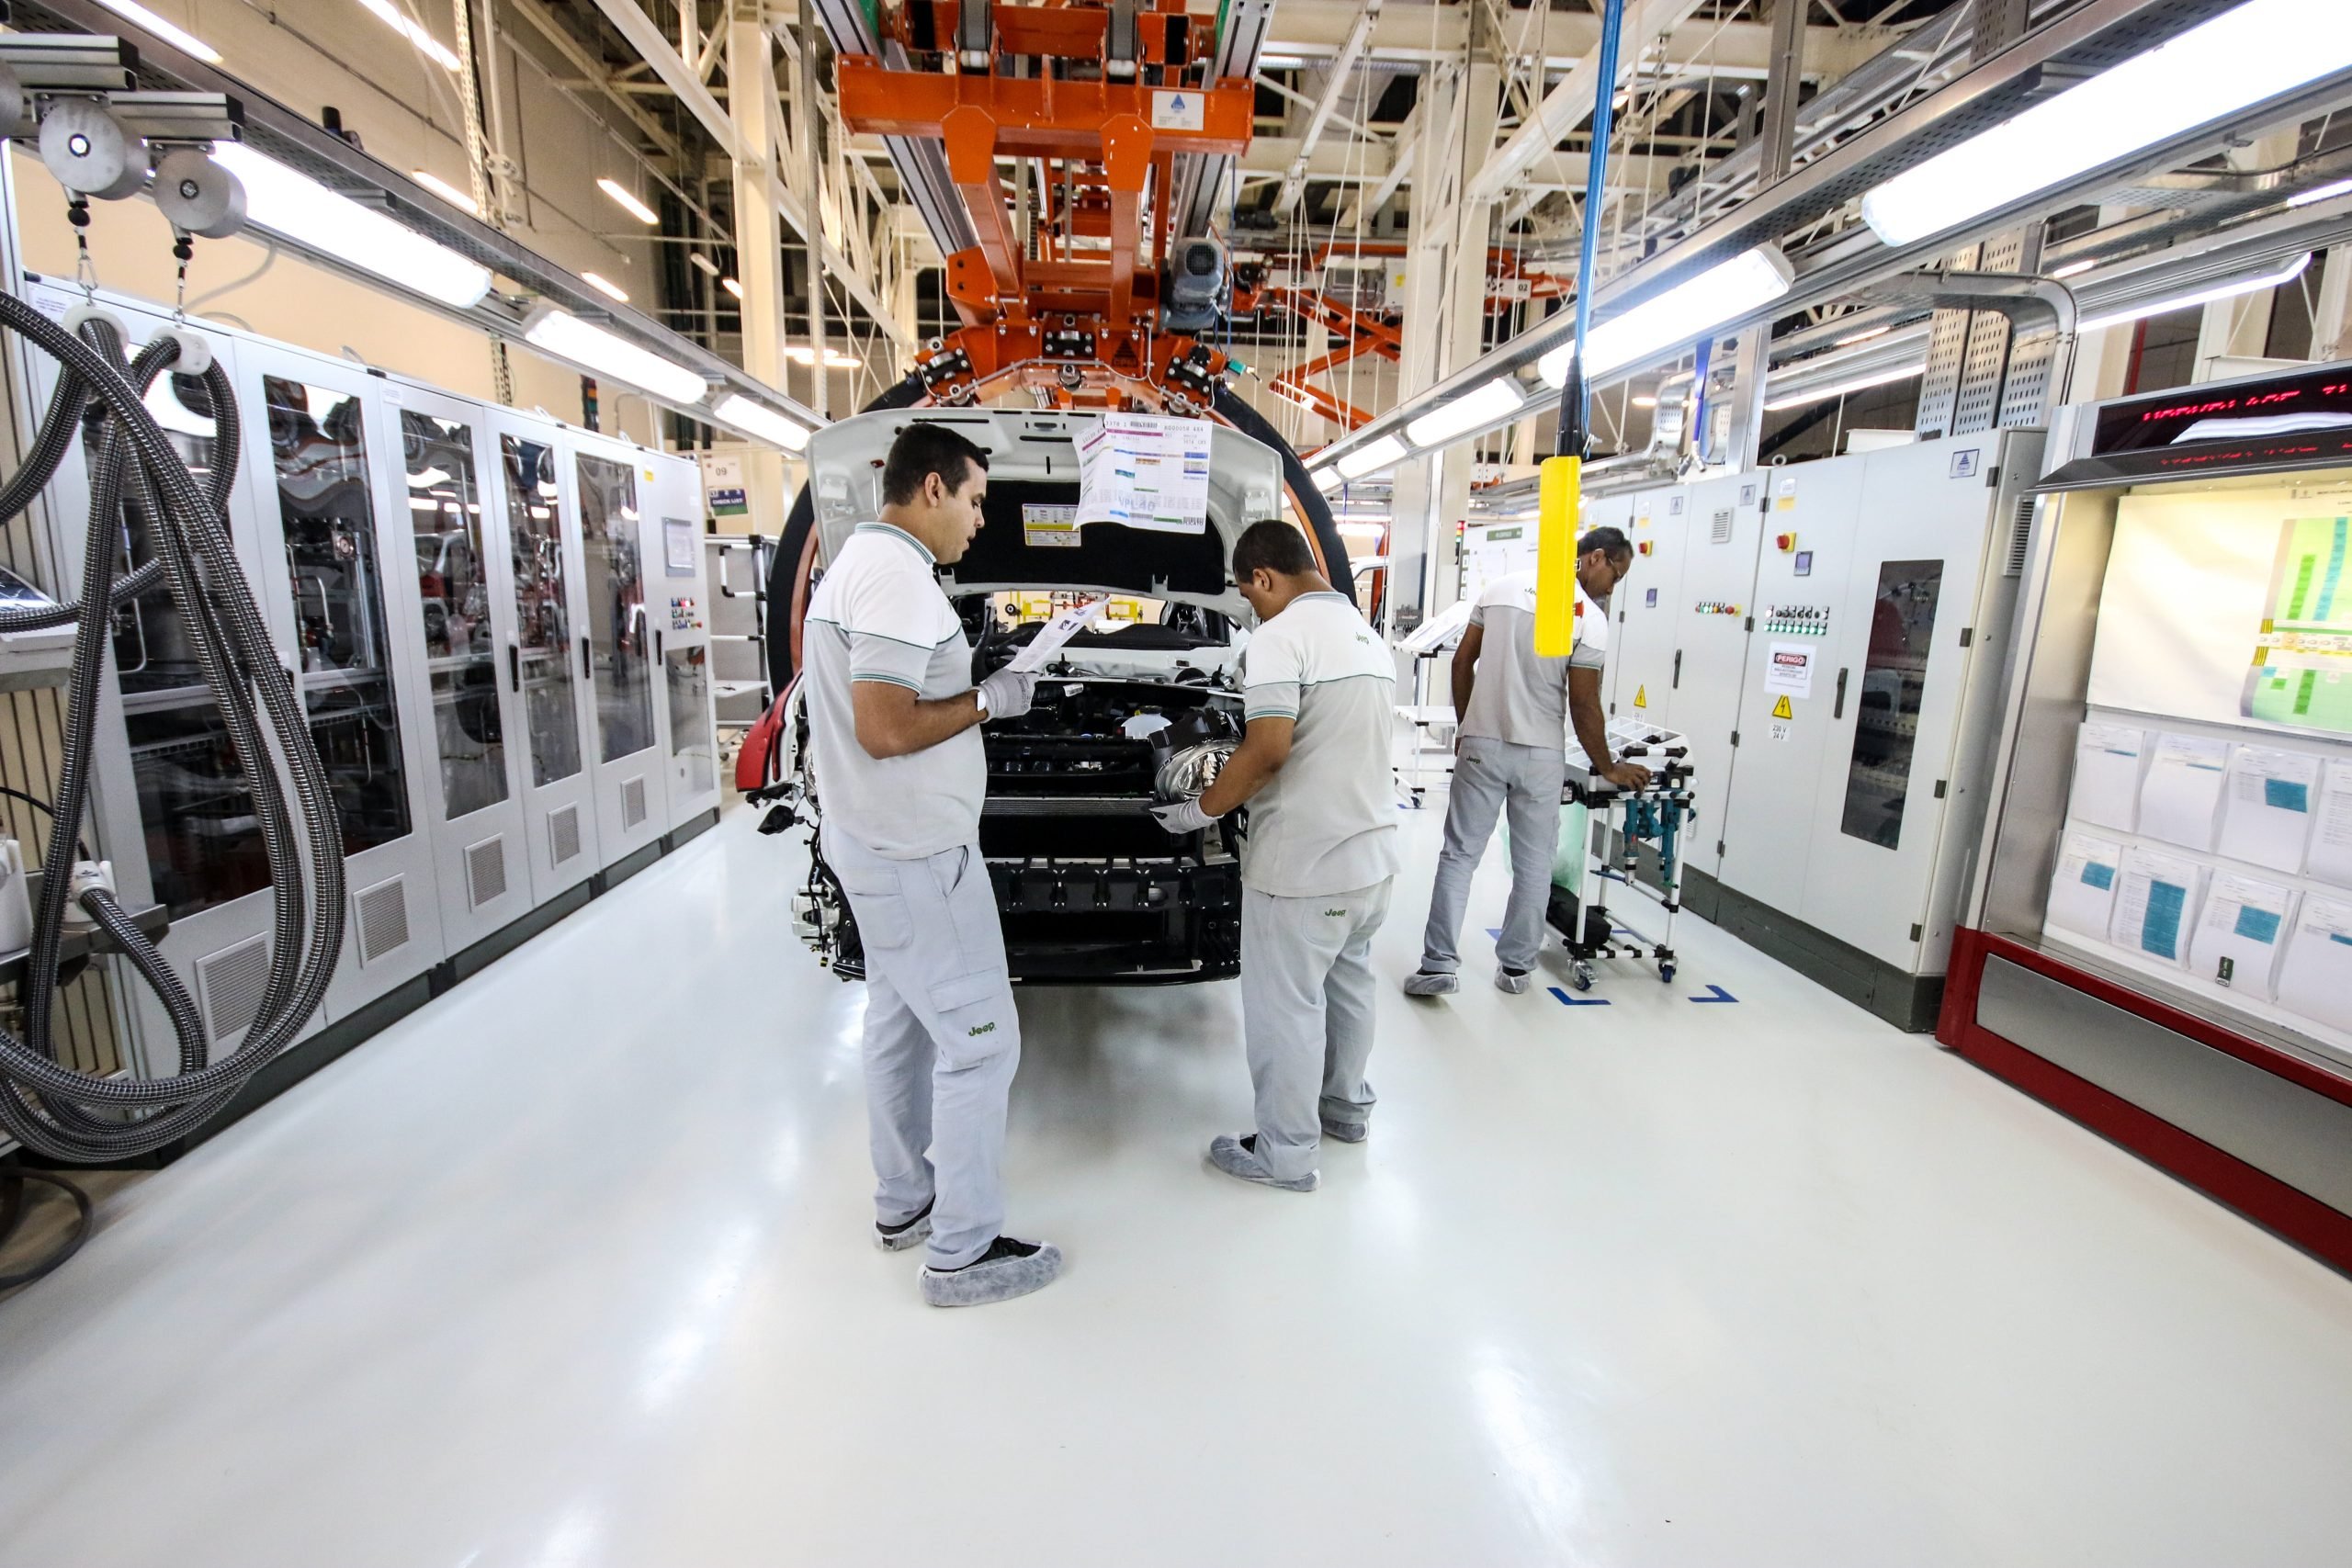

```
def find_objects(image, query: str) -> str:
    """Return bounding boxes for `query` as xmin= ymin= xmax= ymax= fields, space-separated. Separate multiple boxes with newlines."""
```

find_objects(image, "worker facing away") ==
xmin=801 ymin=423 xmax=1061 ymax=1307
xmin=1154 ymin=521 xmax=1398 ymax=1191
xmin=1404 ymin=527 xmax=1648 ymax=998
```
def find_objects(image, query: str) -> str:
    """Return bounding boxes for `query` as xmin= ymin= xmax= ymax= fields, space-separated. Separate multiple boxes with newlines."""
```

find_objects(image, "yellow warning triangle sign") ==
xmin=1634 ymin=684 xmax=1647 ymax=709
xmin=1770 ymin=694 xmax=1794 ymax=720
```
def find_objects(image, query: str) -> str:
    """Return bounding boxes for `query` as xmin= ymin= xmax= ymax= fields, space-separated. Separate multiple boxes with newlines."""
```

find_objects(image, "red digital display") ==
xmin=2090 ymin=364 xmax=2352 ymax=457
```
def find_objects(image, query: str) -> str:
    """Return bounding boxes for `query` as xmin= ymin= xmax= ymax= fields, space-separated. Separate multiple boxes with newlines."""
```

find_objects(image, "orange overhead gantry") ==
xmin=834 ymin=0 xmax=1255 ymax=412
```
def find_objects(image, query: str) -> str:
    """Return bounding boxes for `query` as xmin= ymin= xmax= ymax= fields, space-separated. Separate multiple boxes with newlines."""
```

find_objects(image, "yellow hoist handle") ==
xmin=1534 ymin=454 xmax=1581 ymax=657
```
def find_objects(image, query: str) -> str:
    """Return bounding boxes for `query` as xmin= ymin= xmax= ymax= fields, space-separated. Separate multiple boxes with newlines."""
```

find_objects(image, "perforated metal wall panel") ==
xmin=1914 ymin=244 xmax=1983 ymax=437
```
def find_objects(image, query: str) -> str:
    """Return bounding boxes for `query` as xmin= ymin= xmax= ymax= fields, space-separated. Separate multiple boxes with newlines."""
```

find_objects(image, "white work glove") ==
xmin=976 ymin=666 xmax=1037 ymax=720
xmin=1151 ymin=796 xmax=1216 ymax=834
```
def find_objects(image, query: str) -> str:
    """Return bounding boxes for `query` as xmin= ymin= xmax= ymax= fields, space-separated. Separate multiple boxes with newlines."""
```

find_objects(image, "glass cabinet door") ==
xmin=401 ymin=411 xmax=506 ymax=819
xmin=114 ymin=369 xmax=271 ymax=919
xmin=502 ymin=434 xmax=582 ymax=788
xmin=1838 ymin=558 xmax=1944 ymax=850
xmin=576 ymin=452 xmax=656 ymax=762
xmin=265 ymin=376 xmax=413 ymax=853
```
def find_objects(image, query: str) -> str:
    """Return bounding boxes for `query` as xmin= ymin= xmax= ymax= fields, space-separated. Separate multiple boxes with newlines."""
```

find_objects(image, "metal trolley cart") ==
xmin=1548 ymin=720 xmax=1697 ymax=990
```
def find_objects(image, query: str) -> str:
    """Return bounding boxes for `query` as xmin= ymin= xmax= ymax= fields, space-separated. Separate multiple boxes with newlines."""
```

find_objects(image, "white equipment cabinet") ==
xmin=1659 ymin=470 xmax=1766 ymax=878
xmin=1607 ymin=481 xmax=1690 ymax=724
xmin=236 ymin=337 xmax=451 ymax=1026
xmin=9 ymin=278 xmax=718 ymax=1094
xmin=483 ymin=407 xmax=605 ymax=901
xmin=1714 ymin=455 xmax=1871 ymax=915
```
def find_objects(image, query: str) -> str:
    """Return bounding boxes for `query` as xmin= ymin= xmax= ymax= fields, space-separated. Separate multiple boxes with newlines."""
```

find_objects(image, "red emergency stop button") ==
xmin=1775 ymin=532 xmax=1797 ymax=552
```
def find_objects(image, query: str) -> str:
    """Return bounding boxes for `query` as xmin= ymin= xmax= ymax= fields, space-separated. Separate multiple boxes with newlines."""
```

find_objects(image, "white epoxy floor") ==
xmin=4 ymin=804 xmax=2351 ymax=1567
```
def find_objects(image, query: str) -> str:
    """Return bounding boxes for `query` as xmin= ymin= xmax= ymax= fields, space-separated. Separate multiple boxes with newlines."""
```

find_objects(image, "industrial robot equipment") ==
xmin=1552 ymin=718 xmax=1696 ymax=990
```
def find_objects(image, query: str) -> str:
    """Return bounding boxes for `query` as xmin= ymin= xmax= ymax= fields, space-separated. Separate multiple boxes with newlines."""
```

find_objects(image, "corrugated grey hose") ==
xmin=0 ymin=294 xmax=345 ymax=1160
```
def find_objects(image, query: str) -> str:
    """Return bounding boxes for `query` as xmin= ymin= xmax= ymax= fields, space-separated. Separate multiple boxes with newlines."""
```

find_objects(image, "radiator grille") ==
xmin=198 ymin=935 xmax=270 ymax=1044
xmin=466 ymin=835 xmax=508 ymax=908
xmin=355 ymin=876 xmax=411 ymax=964
xmin=621 ymin=775 xmax=649 ymax=830
xmin=2005 ymin=494 xmax=2036 ymax=578
xmin=550 ymin=804 xmax=582 ymax=865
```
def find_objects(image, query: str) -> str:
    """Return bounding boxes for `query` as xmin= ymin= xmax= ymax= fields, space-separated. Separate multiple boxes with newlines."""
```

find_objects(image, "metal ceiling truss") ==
xmin=1314 ymin=0 xmax=2352 ymax=473
xmin=11 ymin=0 xmax=823 ymax=432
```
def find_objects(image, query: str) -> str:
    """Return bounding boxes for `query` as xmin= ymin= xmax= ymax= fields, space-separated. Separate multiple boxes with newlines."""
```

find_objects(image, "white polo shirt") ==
xmin=1238 ymin=591 xmax=1398 ymax=897
xmin=1459 ymin=570 xmax=1609 ymax=751
xmin=802 ymin=523 xmax=985 ymax=858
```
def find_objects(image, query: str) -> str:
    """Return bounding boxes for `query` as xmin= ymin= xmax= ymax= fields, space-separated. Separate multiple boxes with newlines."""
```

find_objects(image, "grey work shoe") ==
xmin=1495 ymin=966 xmax=1532 ymax=994
xmin=874 ymin=1200 xmax=934 ymax=1253
xmin=1320 ymin=1116 xmax=1368 ymax=1145
xmin=920 ymin=1235 xmax=1063 ymax=1307
xmin=1207 ymin=1133 xmax=1319 ymax=1191
xmin=1402 ymin=968 xmax=1460 ymax=997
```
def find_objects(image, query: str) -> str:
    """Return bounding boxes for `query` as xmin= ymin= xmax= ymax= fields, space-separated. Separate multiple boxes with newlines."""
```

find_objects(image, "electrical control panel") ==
xmin=668 ymin=594 xmax=703 ymax=632
xmin=1761 ymin=604 xmax=1830 ymax=637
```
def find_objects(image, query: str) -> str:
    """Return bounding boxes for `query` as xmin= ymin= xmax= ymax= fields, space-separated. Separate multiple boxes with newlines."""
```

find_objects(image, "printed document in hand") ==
xmin=2188 ymin=871 xmax=2297 ymax=999
xmin=2069 ymin=721 xmax=2149 ymax=831
xmin=2308 ymin=758 xmax=2352 ymax=890
xmin=1006 ymin=598 xmax=1109 ymax=673
xmin=2276 ymin=894 xmax=2352 ymax=1035
xmin=1075 ymin=414 xmax=1214 ymax=533
xmin=2109 ymin=844 xmax=2207 ymax=966
xmin=2136 ymin=732 xmax=2232 ymax=851
xmin=2047 ymin=829 xmax=2127 ymax=942
xmin=2216 ymin=744 xmax=2321 ymax=873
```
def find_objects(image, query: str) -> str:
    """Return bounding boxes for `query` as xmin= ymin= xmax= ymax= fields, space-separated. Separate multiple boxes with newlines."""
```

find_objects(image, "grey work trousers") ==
xmin=1419 ymin=734 xmax=1565 ymax=976
xmin=822 ymin=827 xmax=1020 ymax=1269
xmin=1239 ymin=879 xmax=1392 ymax=1182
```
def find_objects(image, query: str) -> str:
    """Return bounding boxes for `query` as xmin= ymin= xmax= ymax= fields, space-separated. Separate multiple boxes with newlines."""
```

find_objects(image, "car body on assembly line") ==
xmin=774 ymin=407 xmax=1305 ymax=984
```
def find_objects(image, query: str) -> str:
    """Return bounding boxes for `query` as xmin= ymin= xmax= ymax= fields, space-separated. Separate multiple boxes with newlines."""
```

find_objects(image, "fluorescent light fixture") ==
xmin=1405 ymin=377 xmax=1526 ymax=447
xmin=1259 ymin=53 xmax=1307 ymax=69
xmin=409 ymin=168 xmax=480 ymax=216
xmin=1860 ymin=0 xmax=2352 ymax=248
xmin=1632 ymin=394 xmax=1659 ymax=408
xmin=598 ymin=178 xmax=659 ymax=225
xmin=2050 ymin=258 xmax=2098 ymax=280
xmin=712 ymin=393 xmax=812 ymax=452
xmin=2287 ymin=176 xmax=2352 ymax=209
xmin=1336 ymin=433 xmax=1408 ymax=479
xmin=1764 ymin=361 xmax=1926 ymax=412
xmin=2077 ymin=253 xmax=2312 ymax=333
xmin=784 ymin=344 xmax=861 ymax=369
xmin=1833 ymin=324 xmax=1893 ymax=346
xmin=1312 ymin=465 xmax=1344 ymax=491
xmin=1537 ymin=245 xmax=1794 ymax=389
xmin=211 ymin=143 xmax=492 ymax=309
xmin=688 ymin=251 xmax=720 ymax=276
xmin=92 ymin=0 xmax=222 ymax=63
xmin=721 ymin=277 xmax=744 ymax=300
xmin=521 ymin=305 xmax=707 ymax=404
xmin=581 ymin=271 xmax=630 ymax=303
xmin=1338 ymin=523 xmax=1386 ymax=538
xmin=354 ymin=0 xmax=462 ymax=71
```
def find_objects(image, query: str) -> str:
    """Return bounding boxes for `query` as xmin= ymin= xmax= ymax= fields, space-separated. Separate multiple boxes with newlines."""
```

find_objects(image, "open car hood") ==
xmin=805 ymin=408 xmax=1282 ymax=622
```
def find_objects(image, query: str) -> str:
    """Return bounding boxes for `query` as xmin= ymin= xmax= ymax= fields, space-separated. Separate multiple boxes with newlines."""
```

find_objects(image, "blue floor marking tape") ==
xmin=1689 ymin=985 xmax=1737 ymax=1003
xmin=1549 ymin=987 xmax=1611 ymax=1007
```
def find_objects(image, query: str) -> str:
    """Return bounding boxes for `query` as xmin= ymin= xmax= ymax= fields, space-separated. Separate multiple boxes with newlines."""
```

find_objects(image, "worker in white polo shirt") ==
xmin=1403 ymin=525 xmax=1648 ymax=998
xmin=802 ymin=422 xmax=1060 ymax=1307
xmin=1153 ymin=520 xmax=1396 ymax=1191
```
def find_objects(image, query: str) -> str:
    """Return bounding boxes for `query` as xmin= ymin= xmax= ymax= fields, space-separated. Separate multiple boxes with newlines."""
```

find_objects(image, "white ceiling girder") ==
xmin=1465 ymin=0 xmax=1710 ymax=209
xmin=1275 ymin=0 xmax=1383 ymax=215
xmin=1263 ymin=0 xmax=1895 ymax=78
xmin=586 ymin=0 xmax=913 ymax=348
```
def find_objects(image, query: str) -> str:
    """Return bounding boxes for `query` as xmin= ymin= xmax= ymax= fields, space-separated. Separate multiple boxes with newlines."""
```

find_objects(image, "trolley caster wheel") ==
xmin=1571 ymin=961 xmax=1596 ymax=991
xmin=1657 ymin=964 xmax=1676 ymax=984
